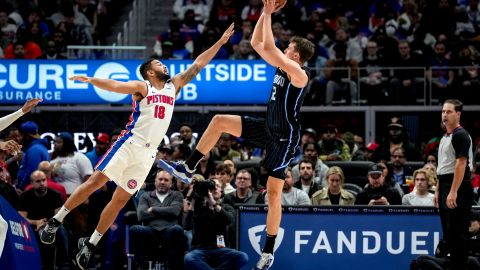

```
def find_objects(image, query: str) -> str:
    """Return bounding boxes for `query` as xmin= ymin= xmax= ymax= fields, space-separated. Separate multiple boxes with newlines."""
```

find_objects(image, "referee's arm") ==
xmin=447 ymin=156 xmax=468 ymax=208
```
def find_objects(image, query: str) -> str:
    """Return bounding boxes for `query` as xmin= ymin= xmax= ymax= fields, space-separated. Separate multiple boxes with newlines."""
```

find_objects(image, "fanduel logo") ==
xmin=93 ymin=62 xmax=130 ymax=102
xmin=248 ymin=225 xmax=285 ymax=255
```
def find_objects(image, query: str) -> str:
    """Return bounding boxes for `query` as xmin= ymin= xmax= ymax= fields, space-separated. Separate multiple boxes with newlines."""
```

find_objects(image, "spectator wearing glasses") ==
xmin=355 ymin=164 xmax=402 ymax=206
xmin=388 ymin=146 xmax=415 ymax=186
xmin=402 ymin=168 xmax=435 ymax=206
xmin=223 ymin=169 xmax=264 ymax=206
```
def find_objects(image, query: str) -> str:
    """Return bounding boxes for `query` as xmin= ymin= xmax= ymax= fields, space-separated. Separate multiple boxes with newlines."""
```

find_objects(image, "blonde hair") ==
xmin=413 ymin=168 xmax=435 ymax=188
xmin=422 ymin=163 xmax=438 ymax=186
xmin=326 ymin=166 xmax=345 ymax=185
xmin=192 ymin=174 xmax=205 ymax=182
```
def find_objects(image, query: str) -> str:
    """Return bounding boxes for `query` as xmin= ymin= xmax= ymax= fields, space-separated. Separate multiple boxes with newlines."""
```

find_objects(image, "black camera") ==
xmin=191 ymin=179 xmax=216 ymax=200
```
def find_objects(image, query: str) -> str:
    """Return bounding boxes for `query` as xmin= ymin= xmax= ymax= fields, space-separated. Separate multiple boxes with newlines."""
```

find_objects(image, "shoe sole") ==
xmin=157 ymin=160 xmax=192 ymax=184
xmin=254 ymin=256 xmax=274 ymax=270
xmin=75 ymin=238 xmax=88 ymax=270
xmin=39 ymin=229 xmax=56 ymax=245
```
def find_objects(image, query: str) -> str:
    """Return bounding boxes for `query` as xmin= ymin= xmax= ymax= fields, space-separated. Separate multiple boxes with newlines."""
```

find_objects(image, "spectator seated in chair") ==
xmin=18 ymin=170 xmax=69 ymax=269
xmin=354 ymin=164 xmax=402 ymax=206
xmin=311 ymin=166 xmax=355 ymax=205
xmin=129 ymin=170 xmax=186 ymax=270
xmin=183 ymin=178 xmax=248 ymax=270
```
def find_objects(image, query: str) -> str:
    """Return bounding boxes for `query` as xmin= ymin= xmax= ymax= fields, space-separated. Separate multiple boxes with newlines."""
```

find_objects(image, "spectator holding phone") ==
xmin=355 ymin=163 xmax=402 ymax=205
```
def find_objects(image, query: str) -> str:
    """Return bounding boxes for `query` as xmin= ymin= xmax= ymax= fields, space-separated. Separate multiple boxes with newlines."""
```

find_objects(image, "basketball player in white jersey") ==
xmin=39 ymin=23 xmax=235 ymax=270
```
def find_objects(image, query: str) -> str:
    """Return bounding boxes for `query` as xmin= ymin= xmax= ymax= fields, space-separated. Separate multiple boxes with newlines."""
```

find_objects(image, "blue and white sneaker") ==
xmin=158 ymin=160 xmax=194 ymax=184
xmin=254 ymin=253 xmax=274 ymax=270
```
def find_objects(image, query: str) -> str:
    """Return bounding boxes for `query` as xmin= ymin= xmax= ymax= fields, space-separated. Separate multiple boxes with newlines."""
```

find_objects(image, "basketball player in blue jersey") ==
xmin=159 ymin=1 xmax=315 ymax=269
xmin=39 ymin=24 xmax=235 ymax=270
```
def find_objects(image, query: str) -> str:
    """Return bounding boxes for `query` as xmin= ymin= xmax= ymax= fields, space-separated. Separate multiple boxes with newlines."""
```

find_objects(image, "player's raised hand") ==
xmin=263 ymin=0 xmax=285 ymax=15
xmin=219 ymin=23 xmax=235 ymax=45
xmin=69 ymin=75 xmax=92 ymax=83
xmin=21 ymin=98 xmax=43 ymax=113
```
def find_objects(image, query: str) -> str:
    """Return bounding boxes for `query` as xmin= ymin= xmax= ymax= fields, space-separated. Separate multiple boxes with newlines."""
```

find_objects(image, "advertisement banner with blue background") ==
xmin=238 ymin=206 xmax=442 ymax=270
xmin=0 ymin=60 xmax=275 ymax=104
xmin=0 ymin=196 xmax=41 ymax=270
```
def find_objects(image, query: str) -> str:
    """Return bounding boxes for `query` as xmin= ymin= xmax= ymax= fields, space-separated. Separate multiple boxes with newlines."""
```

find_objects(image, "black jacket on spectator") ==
xmin=223 ymin=189 xmax=264 ymax=207
xmin=184 ymin=202 xmax=235 ymax=249
xmin=354 ymin=184 xmax=402 ymax=205
xmin=294 ymin=180 xmax=321 ymax=198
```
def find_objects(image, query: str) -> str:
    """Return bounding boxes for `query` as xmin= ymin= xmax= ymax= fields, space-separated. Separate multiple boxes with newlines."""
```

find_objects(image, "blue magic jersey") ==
xmin=266 ymin=67 xmax=310 ymax=137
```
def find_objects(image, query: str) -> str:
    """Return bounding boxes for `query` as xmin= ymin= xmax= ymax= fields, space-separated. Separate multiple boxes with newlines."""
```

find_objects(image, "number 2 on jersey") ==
xmin=154 ymin=105 xmax=165 ymax=119
xmin=270 ymin=86 xmax=277 ymax=101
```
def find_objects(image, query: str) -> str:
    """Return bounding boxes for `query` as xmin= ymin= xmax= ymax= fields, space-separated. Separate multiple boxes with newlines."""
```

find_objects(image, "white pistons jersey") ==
xmin=126 ymin=80 xmax=176 ymax=147
xmin=95 ymin=80 xmax=177 ymax=194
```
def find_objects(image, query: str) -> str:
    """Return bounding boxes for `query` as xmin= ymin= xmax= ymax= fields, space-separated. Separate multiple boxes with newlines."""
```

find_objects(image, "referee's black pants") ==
xmin=438 ymin=175 xmax=473 ymax=270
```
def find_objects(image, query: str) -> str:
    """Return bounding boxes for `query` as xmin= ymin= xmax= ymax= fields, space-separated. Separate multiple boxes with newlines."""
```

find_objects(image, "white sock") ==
xmin=89 ymin=230 xmax=103 ymax=246
xmin=53 ymin=206 xmax=70 ymax=223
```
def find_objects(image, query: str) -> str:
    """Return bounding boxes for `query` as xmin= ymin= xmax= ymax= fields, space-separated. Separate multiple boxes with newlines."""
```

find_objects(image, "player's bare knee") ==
xmin=211 ymin=114 xmax=228 ymax=130
xmin=83 ymin=177 xmax=98 ymax=191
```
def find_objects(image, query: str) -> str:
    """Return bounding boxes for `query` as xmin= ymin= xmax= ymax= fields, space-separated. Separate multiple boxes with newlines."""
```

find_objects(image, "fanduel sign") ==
xmin=238 ymin=206 xmax=442 ymax=270
xmin=0 ymin=60 xmax=274 ymax=104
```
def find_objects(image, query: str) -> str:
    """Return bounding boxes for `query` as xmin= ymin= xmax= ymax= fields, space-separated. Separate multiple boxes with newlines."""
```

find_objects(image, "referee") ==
xmin=435 ymin=99 xmax=474 ymax=270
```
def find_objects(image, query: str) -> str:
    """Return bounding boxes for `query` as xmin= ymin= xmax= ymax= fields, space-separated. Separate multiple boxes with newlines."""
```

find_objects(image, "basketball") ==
xmin=276 ymin=0 xmax=287 ymax=7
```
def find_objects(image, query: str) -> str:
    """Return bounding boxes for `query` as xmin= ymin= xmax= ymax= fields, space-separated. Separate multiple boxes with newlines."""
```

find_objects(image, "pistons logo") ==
xmin=127 ymin=179 xmax=137 ymax=189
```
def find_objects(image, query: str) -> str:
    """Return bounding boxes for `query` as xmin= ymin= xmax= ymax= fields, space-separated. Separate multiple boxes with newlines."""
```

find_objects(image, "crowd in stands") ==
xmin=0 ymin=0 xmax=129 ymax=59
xmin=4 ymin=0 xmax=480 ymax=268
xmin=149 ymin=0 xmax=480 ymax=105
xmin=2 ymin=113 xmax=480 ymax=269
xmin=3 ymin=0 xmax=480 ymax=104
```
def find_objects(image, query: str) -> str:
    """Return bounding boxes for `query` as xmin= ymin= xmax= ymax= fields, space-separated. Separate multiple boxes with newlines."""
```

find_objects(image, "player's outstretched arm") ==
xmin=21 ymin=98 xmax=43 ymax=113
xmin=256 ymin=0 xmax=308 ymax=87
xmin=0 ymin=98 xmax=43 ymax=132
xmin=171 ymin=23 xmax=235 ymax=94
xmin=69 ymin=75 xmax=147 ymax=97
xmin=250 ymin=12 xmax=266 ymax=49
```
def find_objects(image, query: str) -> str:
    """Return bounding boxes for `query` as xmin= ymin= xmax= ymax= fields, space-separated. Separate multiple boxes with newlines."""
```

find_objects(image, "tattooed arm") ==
xmin=171 ymin=23 xmax=235 ymax=95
